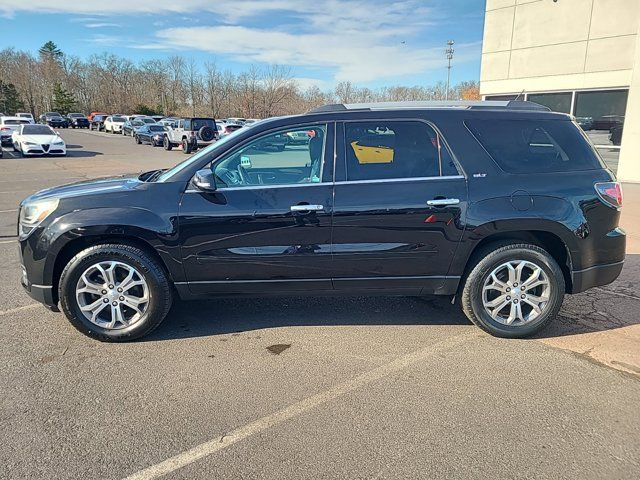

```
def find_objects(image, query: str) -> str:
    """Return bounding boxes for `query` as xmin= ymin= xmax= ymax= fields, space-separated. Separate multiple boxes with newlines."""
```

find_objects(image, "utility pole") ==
xmin=445 ymin=40 xmax=455 ymax=101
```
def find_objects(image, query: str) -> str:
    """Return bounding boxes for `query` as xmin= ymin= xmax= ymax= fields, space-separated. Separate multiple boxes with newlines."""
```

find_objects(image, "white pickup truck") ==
xmin=163 ymin=117 xmax=218 ymax=154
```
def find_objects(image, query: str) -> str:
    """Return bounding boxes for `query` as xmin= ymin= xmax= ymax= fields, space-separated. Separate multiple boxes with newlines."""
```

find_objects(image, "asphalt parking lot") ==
xmin=1 ymin=129 xmax=639 ymax=479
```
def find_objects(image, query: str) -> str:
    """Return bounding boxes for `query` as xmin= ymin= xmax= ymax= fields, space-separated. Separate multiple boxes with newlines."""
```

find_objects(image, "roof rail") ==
xmin=307 ymin=100 xmax=551 ymax=113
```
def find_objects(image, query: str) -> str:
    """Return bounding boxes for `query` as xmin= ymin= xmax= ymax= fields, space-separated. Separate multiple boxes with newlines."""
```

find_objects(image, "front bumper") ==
xmin=570 ymin=260 xmax=624 ymax=294
xmin=20 ymin=266 xmax=59 ymax=311
xmin=22 ymin=144 xmax=66 ymax=155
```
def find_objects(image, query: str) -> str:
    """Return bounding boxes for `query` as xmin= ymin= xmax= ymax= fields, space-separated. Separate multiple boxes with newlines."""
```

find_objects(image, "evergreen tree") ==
xmin=51 ymin=83 xmax=76 ymax=114
xmin=38 ymin=41 xmax=63 ymax=61
xmin=0 ymin=80 xmax=25 ymax=114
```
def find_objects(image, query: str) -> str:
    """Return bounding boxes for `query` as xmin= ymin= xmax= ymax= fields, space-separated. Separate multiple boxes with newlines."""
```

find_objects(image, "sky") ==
xmin=0 ymin=0 xmax=485 ymax=90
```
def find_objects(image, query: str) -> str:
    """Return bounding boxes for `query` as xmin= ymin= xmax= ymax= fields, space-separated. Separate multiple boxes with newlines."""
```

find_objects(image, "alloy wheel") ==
xmin=75 ymin=261 xmax=149 ymax=329
xmin=482 ymin=260 xmax=551 ymax=326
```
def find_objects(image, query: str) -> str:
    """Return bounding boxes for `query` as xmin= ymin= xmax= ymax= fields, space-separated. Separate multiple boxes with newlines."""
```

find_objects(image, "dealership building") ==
xmin=480 ymin=0 xmax=640 ymax=182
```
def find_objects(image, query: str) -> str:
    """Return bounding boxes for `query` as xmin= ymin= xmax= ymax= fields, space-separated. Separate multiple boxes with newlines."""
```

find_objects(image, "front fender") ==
xmin=25 ymin=207 xmax=181 ymax=286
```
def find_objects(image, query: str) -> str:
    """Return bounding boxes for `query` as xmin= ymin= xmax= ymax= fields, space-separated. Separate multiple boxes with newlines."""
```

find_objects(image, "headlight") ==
xmin=23 ymin=141 xmax=37 ymax=146
xmin=153 ymin=134 xmax=161 ymax=139
xmin=19 ymin=199 xmax=59 ymax=238
xmin=53 ymin=140 xmax=64 ymax=145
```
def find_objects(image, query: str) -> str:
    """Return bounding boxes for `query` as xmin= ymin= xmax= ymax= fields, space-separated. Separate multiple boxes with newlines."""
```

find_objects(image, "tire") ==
xmin=59 ymin=244 xmax=173 ymax=342
xmin=182 ymin=139 xmax=192 ymax=154
xmin=163 ymin=136 xmax=172 ymax=151
xmin=135 ymin=135 xmax=141 ymax=144
xmin=460 ymin=242 xmax=565 ymax=338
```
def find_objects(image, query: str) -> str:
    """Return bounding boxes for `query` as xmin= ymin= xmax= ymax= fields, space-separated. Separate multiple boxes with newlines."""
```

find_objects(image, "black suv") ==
xmin=67 ymin=113 xmax=90 ymax=129
xmin=18 ymin=101 xmax=625 ymax=341
xmin=40 ymin=112 xmax=69 ymax=128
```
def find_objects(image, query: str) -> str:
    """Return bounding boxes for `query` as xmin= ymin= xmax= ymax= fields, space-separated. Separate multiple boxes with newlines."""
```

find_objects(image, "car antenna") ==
xmin=514 ymin=89 xmax=525 ymax=101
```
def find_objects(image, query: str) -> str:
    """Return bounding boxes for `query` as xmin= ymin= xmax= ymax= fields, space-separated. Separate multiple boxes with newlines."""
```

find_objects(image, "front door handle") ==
xmin=427 ymin=198 xmax=460 ymax=206
xmin=291 ymin=204 xmax=324 ymax=212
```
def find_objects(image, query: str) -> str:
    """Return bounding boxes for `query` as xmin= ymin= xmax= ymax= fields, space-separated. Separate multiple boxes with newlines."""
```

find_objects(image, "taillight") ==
xmin=0 ymin=127 xmax=10 ymax=131
xmin=595 ymin=182 xmax=623 ymax=208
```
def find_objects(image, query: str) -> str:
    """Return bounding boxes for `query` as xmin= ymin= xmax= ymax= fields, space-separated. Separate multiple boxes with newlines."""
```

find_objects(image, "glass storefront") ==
xmin=485 ymin=89 xmax=629 ymax=173
xmin=527 ymin=92 xmax=572 ymax=114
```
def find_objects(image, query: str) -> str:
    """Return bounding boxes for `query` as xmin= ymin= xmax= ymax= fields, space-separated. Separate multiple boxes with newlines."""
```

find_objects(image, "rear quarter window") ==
xmin=466 ymin=119 xmax=603 ymax=174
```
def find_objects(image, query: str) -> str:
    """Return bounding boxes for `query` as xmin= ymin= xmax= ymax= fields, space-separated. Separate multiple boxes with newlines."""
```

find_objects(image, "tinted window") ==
xmin=148 ymin=125 xmax=164 ymax=132
xmin=4 ymin=119 xmax=30 ymax=125
xmin=213 ymin=124 xmax=327 ymax=188
xmin=344 ymin=121 xmax=456 ymax=181
xmin=112 ymin=116 xmax=125 ymax=122
xmin=466 ymin=119 xmax=603 ymax=174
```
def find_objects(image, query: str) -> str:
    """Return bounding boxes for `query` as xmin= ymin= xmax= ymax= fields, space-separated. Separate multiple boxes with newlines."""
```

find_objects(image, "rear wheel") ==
xmin=182 ymin=139 xmax=192 ymax=154
xmin=460 ymin=243 xmax=565 ymax=338
xmin=59 ymin=244 xmax=173 ymax=342
xmin=163 ymin=136 xmax=172 ymax=150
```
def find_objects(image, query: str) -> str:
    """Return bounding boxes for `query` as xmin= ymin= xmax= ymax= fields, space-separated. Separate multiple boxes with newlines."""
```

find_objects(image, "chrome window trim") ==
xmin=184 ymin=175 xmax=464 ymax=193
xmin=333 ymin=175 xmax=464 ymax=186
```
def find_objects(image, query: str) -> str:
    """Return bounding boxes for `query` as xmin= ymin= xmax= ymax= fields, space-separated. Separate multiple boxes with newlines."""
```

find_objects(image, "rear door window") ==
xmin=344 ymin=121 xmax=458 ymax=181
xmin=466 ymin=119 xmax=603 ymax=173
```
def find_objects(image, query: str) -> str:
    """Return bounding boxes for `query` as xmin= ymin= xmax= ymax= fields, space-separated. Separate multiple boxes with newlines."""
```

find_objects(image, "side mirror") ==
xmin=193 ymin=169 xmax=216 ymax=192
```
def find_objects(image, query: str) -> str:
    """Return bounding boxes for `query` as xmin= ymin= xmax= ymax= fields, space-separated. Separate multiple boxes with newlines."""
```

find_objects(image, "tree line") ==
xmin=0 ymin=41 xmax=480 ymax=118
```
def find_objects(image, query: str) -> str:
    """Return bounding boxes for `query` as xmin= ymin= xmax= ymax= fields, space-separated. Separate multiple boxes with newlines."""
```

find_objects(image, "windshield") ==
xmin=132 ymin=121 xmax=144 ymax=126
xmin=112 ymin=116 xmax=125 ymax=122
xmin=149 ymin=125 xmax=164 ymax=132
xmin=5 ymin=119 xmax=30 ymax=125
xmin=157 ymin=128 xmax=245 ymax=182
xmin=46 ymin=112 xmax=62 ymax=117
xmin=23 ymin=125 xmax=54 ymax=135
xmin=141 ymin=117 xmax=156 ymax=124
xmin=69 ymin=113 xmax=84 ymax=118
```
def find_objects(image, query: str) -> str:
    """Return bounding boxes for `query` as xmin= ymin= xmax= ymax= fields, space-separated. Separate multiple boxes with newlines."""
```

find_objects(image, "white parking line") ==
xmin=0 ymin=304 xmax=40 ymax=316
xmin=0 ymin=239 xmax=16 ymax=244
xmin=123 ymin=331 xmax=477 ymax=480
xmin=0 ymin=209 xmax=17 ymax=213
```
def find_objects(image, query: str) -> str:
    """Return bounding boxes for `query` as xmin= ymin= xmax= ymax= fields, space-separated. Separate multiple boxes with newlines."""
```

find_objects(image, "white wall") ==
xmin=480 ymin=0 xmax=639 ymax=95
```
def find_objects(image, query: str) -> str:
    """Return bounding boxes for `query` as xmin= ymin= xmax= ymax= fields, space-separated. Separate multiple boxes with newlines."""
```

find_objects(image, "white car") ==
xmin=104 ymin=115 xmax=126 ymax=134
xmin=0 ymin=116 xmax=32 ymax=145
xmin=15 ymin=112 xmax=35 ymax=123
xmin=11 ymin=124 xmax=66 ymax=157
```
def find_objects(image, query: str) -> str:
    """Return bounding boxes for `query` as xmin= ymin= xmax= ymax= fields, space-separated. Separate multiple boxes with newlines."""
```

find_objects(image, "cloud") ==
xmin=292 ymin=77 xmax=332 ymax=91
xmin=85 ymin=22 xmax=121 ymax=28
xmin=152 ymin=25 xmax=480 ymax=83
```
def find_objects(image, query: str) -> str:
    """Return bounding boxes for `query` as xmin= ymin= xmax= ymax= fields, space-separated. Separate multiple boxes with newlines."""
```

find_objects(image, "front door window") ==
xmin=212 ymin=124 xmax=327 ymax=188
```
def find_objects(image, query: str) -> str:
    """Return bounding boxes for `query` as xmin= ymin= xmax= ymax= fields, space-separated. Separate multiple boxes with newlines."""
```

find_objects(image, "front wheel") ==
xmin=59 ymin=244 xmax=173 ymax=342
xmin=460 ymin=243 xmax=565 ymax=338
xmin=182 ymin=139 xmax=192 ymax=154
xmin=163 ymin=136 xmax=172 ymax=150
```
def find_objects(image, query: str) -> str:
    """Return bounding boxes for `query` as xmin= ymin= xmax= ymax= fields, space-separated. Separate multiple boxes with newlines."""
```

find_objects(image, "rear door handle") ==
xmin=291 ymin=204 xmax=324 ymax=212
xmin=427 ymin=198 xmax=460 ymax=206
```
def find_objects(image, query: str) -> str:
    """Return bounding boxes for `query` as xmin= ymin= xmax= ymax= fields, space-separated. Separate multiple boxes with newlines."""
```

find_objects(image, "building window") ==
xmin=484 ymin=94 xmax=519 ymax=101
xmin=527 ymin=92 xmax=572 ymax=114
xmin=574 ymin=89 xmax=628 ymax=174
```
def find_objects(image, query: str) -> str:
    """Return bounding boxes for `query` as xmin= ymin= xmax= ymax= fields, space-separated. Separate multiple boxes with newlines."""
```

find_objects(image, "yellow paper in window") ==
xmin=350 ymin=141 xmax=394 ymax=164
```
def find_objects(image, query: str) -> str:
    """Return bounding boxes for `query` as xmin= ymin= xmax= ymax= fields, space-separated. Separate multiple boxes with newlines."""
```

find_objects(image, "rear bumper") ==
xmin=570 ymin=260 xmax=624 ymax=294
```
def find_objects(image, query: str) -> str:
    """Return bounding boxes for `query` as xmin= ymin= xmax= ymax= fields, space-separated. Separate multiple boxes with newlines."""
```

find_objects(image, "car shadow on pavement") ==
xmin=145 ymin=295 xmax=471 ymax=341
xmin=66 ymin=150 xmax=103 ymax=158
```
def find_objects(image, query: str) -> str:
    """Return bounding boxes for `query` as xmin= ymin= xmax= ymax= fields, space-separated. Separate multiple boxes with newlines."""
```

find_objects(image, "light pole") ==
xmin=445 ymin=40 xmax=455 ymax=101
